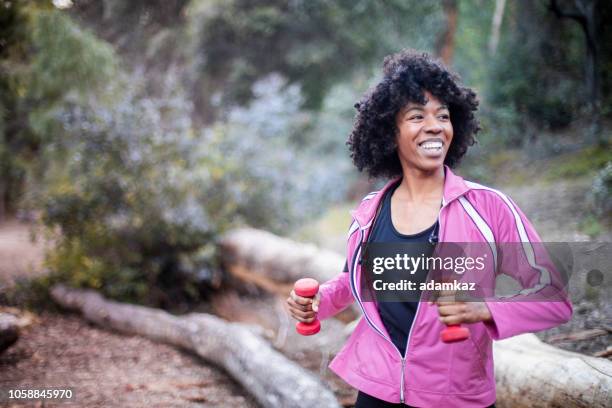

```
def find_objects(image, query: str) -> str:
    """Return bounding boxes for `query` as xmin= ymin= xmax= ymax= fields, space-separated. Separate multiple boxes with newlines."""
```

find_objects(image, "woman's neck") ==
xmin=395 ymin=166 xmax=445 ymax=203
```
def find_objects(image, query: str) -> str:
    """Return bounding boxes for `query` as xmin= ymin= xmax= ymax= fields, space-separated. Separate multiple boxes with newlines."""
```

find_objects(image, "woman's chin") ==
xmin=413 ymin=157 xmax=445 ymax=173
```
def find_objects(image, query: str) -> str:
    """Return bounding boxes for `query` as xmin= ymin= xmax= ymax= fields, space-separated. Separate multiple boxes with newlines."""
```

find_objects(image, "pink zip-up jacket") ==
xmin=317 ymin=166 xmax=572 ymax=407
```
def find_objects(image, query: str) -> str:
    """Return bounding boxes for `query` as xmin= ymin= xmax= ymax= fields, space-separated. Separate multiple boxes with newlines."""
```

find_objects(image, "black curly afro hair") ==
xmin=347 ymin=49 xmax=481 ymax=179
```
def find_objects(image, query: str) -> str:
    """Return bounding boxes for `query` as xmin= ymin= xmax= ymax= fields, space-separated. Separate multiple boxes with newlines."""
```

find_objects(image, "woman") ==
xmin=286 ymin=50 xmax=572 ymax=408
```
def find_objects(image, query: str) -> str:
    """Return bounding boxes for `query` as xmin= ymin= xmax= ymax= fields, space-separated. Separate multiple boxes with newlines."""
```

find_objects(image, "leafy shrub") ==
xmin=545 ymin=146 xmax=612 ymax=181
xmin=31 ymin=72 xmax=348 ymax=308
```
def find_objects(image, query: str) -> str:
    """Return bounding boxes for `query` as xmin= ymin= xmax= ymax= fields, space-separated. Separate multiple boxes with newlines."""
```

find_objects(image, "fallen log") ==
xmin=494 ymin=333 xmax=612 ymax=407
xmin=218 ymin=228 xmax=358 ymax=321
xmin=0 ymin=313 xmax=19 ymax=353
xmin=219 ymin=227 xmax=345 ymax=285
xmin=210 ymin=291 xmax=351 ymax=361
xmin=548 ymin=328 xmax=610 ymax=342
xmin=50 ymin=285 xmax=340 ymax=408
xmin=594 ymin=347 xmax=612 ymax=358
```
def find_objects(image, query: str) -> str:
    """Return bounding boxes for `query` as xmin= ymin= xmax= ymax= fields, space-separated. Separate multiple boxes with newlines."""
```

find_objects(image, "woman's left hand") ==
xmin=431 ymin=292 xmax=493 ymax=325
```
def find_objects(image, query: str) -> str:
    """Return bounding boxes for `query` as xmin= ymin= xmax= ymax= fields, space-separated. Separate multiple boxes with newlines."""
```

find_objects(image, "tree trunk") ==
xmin=436 ymin=0 xmax=458 ymax=66
xmin=50 ymin=285 xmax=340 ymax=408
xmin=489 ymin=0 xmax=506 ymax=55
xmin=548 ymin=0 xmax=602 ymax=143
xmin=219 ymin=227 xmax=345 ymax=287
xmin=0 ymin=313 xmax=19 ymax=354
xmin=494 ymin=333 xmax=612 ymax=408
xmin=218 ymin=228 xmax=358 ymax=320
xmin=578 ymin=0 xmax=602 ymax=144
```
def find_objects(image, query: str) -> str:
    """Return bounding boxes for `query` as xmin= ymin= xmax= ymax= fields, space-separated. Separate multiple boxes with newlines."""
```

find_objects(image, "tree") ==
xmin=436 ymin=0 xmax=458 ymax=65
xmin=0 ymin=2 xmax=116 ymax=220
xmin=486 ymin=0 xmax=588 ymax=142
xmin=488 ymin=0 xmax=507 ymax=55
xmin=190 ymin=0 xmax=441 ymax=121
xmin=548 ymin=0 xmax=605 ymax=144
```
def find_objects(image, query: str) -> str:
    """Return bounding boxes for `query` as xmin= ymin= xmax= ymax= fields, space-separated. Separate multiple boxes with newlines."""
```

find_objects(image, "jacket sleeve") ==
xmin=316 ymin=268 xmax=354 ymax=320
xmin=316 ymin=222 xmax=357 ymax=320
xmin=483 ymin=193 xmax=572 ymax=340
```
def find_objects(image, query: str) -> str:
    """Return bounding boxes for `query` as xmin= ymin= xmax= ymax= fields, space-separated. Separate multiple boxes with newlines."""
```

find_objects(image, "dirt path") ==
xmin=0 ymin=221 xmax=257 ymax=407
xmin=0 ymin=312 xmax=258 ymax=408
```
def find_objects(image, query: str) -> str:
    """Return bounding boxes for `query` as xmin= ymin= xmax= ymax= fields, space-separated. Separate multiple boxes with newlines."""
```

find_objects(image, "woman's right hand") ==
xmin=286 ymin=290 xmax=320 ymax=323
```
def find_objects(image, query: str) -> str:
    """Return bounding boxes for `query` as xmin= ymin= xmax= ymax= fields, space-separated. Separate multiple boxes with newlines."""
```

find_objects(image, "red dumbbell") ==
xmin=441 ymin=324 xmax=470 ymax=343
xmin=294 ymin=278 xmax=320 ymax=336
xmin=435 ymin=277 xmax=470 ymax=343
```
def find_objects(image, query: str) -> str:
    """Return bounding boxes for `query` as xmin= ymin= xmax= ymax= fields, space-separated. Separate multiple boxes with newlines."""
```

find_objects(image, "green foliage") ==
xmin=0 ymin=3 xmax=118 ymax=215
xmin=578 ymin=214 xmax=604 ymax=239
xmin=33 ymin=71 xmax=348 ymax=307
xmin=36 ymin=79 xmax=212 ymax=306
xmin=454 ymin=0 xmax=496 ymax=88
xmin=45 ymin=237 xmax=151 ymax=300
xmin=68 ymin=0 xmax=189 ymax=52
xmin=1 ymin=0 xmax=36 ymax=214
xmin=544 ymin=146 xmax=612 ymax=181
xmin=29 ymin=10 xmax=116 ymax=102
xmin=2 ymin=0 xmax=611 ymax=309
xmin=189 ymin=0 xmax=442 ymax=111
xmin=486 ymin=0 xmax=585 ymax=138
xmin=461 ymin=144 xmax=612 ymax=187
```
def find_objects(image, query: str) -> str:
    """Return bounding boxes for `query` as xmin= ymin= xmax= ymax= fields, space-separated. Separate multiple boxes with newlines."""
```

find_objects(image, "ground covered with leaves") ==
xmin=0 ymin=312 xmax=257 ymax=407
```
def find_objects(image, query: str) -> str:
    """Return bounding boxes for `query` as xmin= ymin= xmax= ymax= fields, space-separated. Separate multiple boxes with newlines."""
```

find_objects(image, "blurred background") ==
xmin=0 ymin=0 xmax=610 ymax=406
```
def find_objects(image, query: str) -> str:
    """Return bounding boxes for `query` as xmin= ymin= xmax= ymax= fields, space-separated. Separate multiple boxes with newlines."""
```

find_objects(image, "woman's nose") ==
xmin=423 ymin=115 xmax=443 ymax=133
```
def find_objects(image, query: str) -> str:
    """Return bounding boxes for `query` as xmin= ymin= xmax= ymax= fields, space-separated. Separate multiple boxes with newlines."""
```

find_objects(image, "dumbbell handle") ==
xmin=294 ymin=278 xmax=320 ymax=336
xmin=436 ymin=278 xmax=470 ymax=343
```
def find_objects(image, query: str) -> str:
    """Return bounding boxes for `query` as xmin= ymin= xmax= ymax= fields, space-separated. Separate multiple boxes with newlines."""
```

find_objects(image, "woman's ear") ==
xmin=392 ymin=129 xmax=399 ymax=150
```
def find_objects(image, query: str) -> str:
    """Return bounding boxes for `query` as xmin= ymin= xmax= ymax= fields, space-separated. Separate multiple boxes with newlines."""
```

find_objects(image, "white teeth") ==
xmin=421 ymin=141 xmax=443 ymax=150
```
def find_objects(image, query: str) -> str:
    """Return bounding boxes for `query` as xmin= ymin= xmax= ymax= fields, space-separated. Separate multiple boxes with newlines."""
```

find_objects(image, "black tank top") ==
xmin=366 ymin=182 xmax=438 ymax=356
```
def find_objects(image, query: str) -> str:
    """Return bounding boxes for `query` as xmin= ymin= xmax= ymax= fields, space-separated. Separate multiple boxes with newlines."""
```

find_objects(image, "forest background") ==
xmin=1 ymin=0 xmax=610 ymax=310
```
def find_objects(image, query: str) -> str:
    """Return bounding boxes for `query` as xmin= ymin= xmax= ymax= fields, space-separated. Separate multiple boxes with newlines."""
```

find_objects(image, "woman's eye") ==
xmin=409 ymin=115 xmax=423 ymax=120
xmin=438 ymin=114 xmax=450 ymax=120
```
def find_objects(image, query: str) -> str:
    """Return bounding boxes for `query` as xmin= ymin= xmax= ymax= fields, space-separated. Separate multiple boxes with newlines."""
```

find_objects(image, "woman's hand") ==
xmin=431 ymin=290 xmax=492 ymax=325
xmin=286 ymin=290 xmax=320 ymax=323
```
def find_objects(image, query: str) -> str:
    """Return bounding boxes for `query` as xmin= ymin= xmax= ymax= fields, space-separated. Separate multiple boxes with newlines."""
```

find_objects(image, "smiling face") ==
xmin=395 ymin=91 xmax=453 ymax=174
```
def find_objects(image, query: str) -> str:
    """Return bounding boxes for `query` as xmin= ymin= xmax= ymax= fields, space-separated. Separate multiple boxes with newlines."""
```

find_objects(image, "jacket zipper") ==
xmin=351 ymin=202 xmax=447 ymax=404
xmin=399 ymin=206 xmax=442 ymax=404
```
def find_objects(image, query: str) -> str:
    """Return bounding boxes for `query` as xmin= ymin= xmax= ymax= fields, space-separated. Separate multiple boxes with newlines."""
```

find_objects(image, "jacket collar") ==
xmin=349 ymin=165 xmax=470 ymax=227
